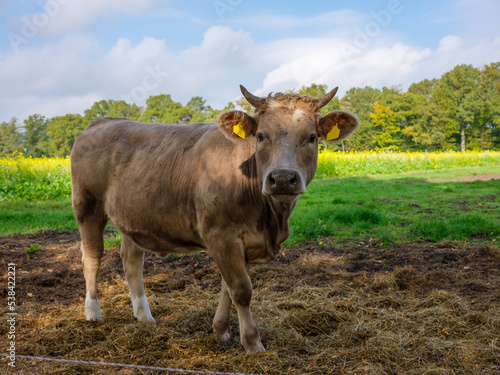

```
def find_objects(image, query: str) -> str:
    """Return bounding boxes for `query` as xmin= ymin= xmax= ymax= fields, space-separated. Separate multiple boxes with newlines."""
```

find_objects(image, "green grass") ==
xmin=286 ymin=166 xmax=500 ymax=245
xmin=1 ymin=167 xmax=499 ymax=247
xmin=104 ymin=231 xmax=122 ymax=249
xmin=25 ymin=243 xmax=41 ymax=255
xmin=0 ymin=199 xmax=123 ymax=238
xmin=0 ymin=199 xmax=76 ymax=235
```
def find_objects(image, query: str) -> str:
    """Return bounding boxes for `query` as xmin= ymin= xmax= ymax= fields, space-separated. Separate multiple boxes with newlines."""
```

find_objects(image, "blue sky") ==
xmin=1 ymin=0 xmax=499 ymax=123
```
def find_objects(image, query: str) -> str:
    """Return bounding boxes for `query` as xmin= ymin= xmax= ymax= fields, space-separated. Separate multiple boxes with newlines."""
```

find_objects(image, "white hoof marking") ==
xmin=85 ymin=293 xmax=102 ymax=321
xmin=132 ymin=295 xmax=155 ymax=323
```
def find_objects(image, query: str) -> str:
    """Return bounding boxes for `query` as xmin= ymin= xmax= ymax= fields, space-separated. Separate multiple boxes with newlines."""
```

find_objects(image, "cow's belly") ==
xmin=106 ymin=207 xmax=206 ymax=256
xmin=128 ymin=231 xmax=206 ymax=256
xmin=104 ymin=187 xmax=206 ymax=255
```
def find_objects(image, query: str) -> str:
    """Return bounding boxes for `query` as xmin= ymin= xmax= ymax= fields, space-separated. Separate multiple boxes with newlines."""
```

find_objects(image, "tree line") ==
xmin=1 ymin=62 xmax=499 ymax=157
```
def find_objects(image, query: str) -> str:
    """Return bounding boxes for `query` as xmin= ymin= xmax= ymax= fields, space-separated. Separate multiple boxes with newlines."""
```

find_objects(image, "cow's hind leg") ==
xmin=74 ymin=194 xmax=107 ymax=321
xmin=213 ymin=279 xmax=233 ymax=347
xmin=120 ymin=235 xmax=155 ymax=322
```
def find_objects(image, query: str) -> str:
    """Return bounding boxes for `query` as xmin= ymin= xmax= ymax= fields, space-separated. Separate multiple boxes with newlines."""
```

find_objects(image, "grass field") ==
xmin=1 ymin=151 xmax=500 ymax=245
xmin=0 ymin=152 xmax=70 ymax=202
xmin=1 ymin=150 xmax=499 ymax=201
xmin=315 ymin=150 xmax=500 ymax=178
xmin=288 ymin=165 xmax=500 ymax=246
xmin=1 ymin=152 xmax=499 ymax=374
xmin=1 ymin=165 xmax=499 ymax=246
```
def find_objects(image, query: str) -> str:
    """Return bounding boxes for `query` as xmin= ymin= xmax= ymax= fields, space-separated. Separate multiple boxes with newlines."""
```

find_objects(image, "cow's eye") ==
xmin=257 ymin=132 xmax=265 ymax=142
xmin=309 ymin=134 xmax=317 ymax=143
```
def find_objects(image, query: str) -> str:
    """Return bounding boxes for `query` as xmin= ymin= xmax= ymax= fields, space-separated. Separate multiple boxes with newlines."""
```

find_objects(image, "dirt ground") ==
xmin=1 ymin=230 xmax=499 ymax=374
xmin=427 ymin=173 xmax=500 ymax=182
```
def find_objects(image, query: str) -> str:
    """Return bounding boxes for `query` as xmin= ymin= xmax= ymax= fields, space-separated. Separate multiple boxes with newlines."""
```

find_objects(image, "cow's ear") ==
xmin=217 ymin=110 xmax=258 ymax=140
xmin=316 ymin=111 xmax=359 ymax=142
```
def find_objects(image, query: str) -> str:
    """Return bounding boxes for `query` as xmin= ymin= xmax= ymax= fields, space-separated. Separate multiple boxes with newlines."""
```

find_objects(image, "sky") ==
xmin=1 ymin=0 xmax=500 ymax=123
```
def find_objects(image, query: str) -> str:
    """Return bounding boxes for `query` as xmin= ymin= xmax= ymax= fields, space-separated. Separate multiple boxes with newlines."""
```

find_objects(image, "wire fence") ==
xmin=0 ymin=353 xmax=265 ymax=375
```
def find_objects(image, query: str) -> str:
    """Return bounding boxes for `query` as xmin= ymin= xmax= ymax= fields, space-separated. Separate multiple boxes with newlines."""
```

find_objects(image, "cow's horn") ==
xmin=240 ymin=85 xmax=267 ymax=109
xmin=314 ymin=87 xmax=339 ymax=111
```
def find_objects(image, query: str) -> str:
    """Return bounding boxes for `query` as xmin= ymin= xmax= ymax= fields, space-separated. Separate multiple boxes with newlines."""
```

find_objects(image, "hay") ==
xmin=1 ymin=237 xmax=499 ymax=374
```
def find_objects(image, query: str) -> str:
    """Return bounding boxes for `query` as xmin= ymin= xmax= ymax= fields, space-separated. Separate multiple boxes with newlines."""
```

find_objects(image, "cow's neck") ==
xmin=238 ymin=152 xmax=296 ymax=252
xmin=257 ymin=194 xmax=295 ymax=258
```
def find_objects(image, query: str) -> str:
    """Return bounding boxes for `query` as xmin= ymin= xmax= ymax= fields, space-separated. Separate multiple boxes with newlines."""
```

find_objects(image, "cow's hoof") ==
xmin=135 ymin=311 xmax=155 ymax=323
xmin=85 ymin=313 xmax=102 ymax=321
xmin=85 ymin=298 xmax=102 ymax=321
xmin=222 ymin=339 xmax=234 ymax=350
xmin=132 ymin=295 xmax=155 ymax=323
xmin=135 ymin=316 xmax=156 ymax=324
xmin=245 ymin=342 xmax=266 ymax=353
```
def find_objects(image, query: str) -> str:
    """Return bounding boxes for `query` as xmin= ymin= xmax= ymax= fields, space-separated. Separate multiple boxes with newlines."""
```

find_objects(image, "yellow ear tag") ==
xmin=233 ymin=122 xmax=246 ymax=139
xmin=326 ymin=124 xmax=340 ymax=141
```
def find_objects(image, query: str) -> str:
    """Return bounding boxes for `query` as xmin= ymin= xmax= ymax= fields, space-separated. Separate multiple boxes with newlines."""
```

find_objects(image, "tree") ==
xmin=107 ymin=100 xmax=141 ymax=121
xmin=477 ymin=62 xmax=500 ymax=150
xmin=46 ymin=114 xmax=84 ymax=157
xmin=299 ymin=83 xmax=327 ymax=98
xmin=82 ymin=100 xmax=141 ymax=129
xmin=186 ymin=96 xmax=213 ymax=123
xmin=369 ymin=102 xmax=400 ymax=150
xmin=186 ymin=96 xmax=206 ymax=112
xmin=340 ymin=86 xmax=381 ymax=150
xmin=0 ymin=118 xmax=21 ymax=155
xmin=2 ymin=61 xmax=499 ymax=155
xmin=22 ymin=114 xmax=48 ymax=157
xmin=394 ymin=80 xmax=451 ymax=150
xmin=82 ymin=100 xmax=112 ymax=128
xmin=434 ymin=64 xmax=481 ymax=151
xmin=139 ymin=94 xmax=191 ymax=124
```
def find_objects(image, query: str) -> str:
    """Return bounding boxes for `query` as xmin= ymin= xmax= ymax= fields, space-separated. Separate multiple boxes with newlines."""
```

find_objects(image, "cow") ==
xmin=70 ymin=85 xmax=358 ymax=353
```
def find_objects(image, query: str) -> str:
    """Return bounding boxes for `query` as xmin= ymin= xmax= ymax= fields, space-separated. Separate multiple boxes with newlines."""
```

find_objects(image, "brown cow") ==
xmin=71 ymin=85 xmax=358 ymax=353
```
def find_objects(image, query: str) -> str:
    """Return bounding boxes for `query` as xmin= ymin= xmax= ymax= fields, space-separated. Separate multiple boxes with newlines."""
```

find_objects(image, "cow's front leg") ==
xmin=120 ymin=235 xmax=155 ymax=322
xmin=209 ymin=240 xmax=265 ymax=353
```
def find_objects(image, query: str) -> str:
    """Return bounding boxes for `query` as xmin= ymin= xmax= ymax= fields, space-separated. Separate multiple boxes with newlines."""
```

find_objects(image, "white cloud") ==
xmin=1 ymin=18 xmax=500 ymax=123
xmin=438 ymin=35 xmax=463 ymax=53
xmin=0 ymin=34 xmax=100 ymax=96
xmin=7 ymin=0 xmax=163 ymax=36
xmin=101 ymin=26 xmax=255 ymax=105
xmin=101 ymin=37 xmax=173 ymax=94
xmin=257 ymin=40 xmax=434 ymax=97
xmin=0 ymin=26 xmax=256 ymax=121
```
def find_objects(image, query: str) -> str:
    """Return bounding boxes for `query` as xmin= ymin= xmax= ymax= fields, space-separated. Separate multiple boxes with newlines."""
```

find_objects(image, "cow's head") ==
xmin=218 ymin=85 xmax=358 ymax=203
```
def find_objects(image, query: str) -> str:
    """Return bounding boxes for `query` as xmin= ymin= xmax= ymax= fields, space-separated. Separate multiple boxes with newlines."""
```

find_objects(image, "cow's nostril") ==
xmin=269 ymin=174 xmax=276 ymax=186
xmin=289 ymin=173 xmax=297 ymax=184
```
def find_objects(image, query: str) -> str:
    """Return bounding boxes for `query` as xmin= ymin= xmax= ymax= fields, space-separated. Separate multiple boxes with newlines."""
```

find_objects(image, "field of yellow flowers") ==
xmin=0 ymin=152 xmax=71 ymax=201
xmin=1 ymin=151 xmax=499 ymax=201
xmin=316 ymin=150 xmax=500 ymax=178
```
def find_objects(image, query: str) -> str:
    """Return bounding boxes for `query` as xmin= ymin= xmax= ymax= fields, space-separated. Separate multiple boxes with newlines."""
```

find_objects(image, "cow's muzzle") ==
xmin=264 ymin=168 xmax=305 ymax=202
